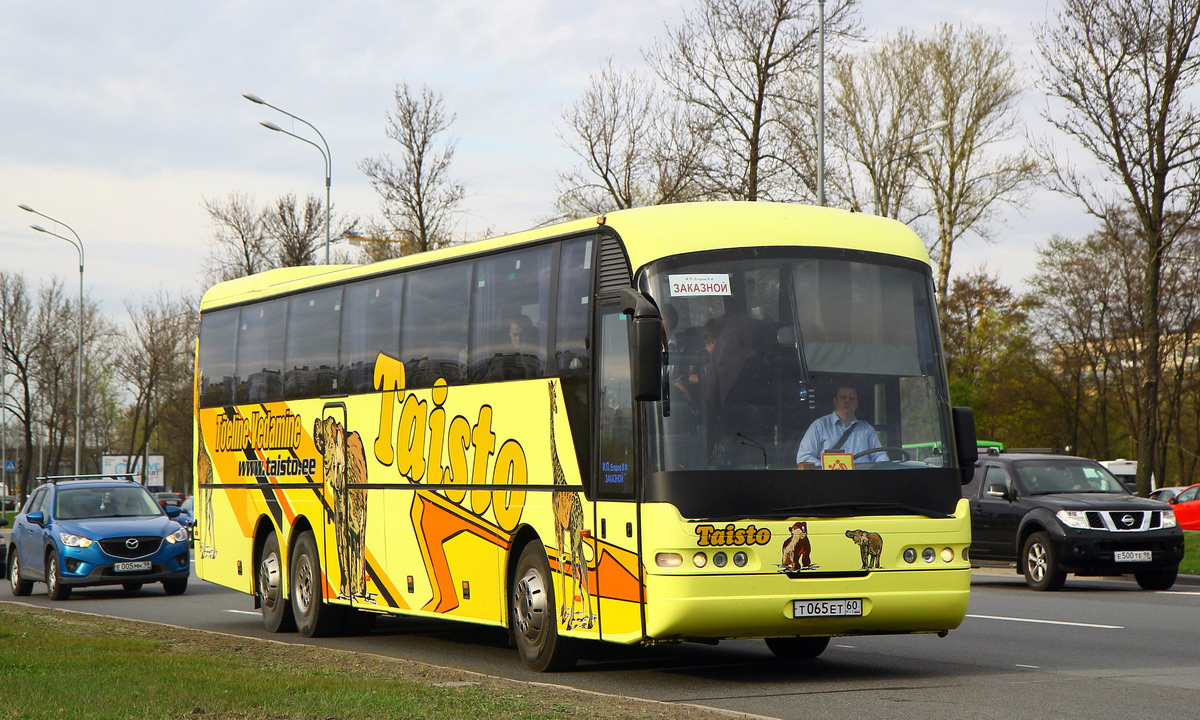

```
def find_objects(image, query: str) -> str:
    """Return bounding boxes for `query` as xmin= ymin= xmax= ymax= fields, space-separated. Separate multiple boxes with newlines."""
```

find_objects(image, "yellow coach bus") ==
xmin=193 ymin=201 xmax=978 ymax=671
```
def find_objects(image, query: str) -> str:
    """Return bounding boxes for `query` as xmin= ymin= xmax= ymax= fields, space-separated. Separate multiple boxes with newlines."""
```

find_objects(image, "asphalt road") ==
xmin=4 ymin=561 xmax=1199 ymax=720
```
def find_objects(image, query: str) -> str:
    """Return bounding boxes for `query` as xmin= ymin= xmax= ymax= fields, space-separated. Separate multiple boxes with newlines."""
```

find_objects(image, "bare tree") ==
xmin=201 ymin=192 xmax=269 ymax=283
xmin=913 ymin=24 xmax=1039 ymax=316
xmin=1035 ymin=0 xmax=1200 ymax=494
xmin=555 ymin=60 xmax=708 ymax=218
xmin=263 ymin=192 xmax=325 ymax=267
xmin=0 ymin=272 xmax=44 ymax=497
xmin=360 ymin=83 xmax=466 ymax=254
xmin=645 ymin=0 xmax=859 ymax=202
xmin=827 ymin=29 xmax=930 ymax=218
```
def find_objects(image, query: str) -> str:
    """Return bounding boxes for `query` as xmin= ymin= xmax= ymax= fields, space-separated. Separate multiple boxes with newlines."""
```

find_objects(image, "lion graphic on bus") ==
xmin=314 ymin=415 xmax=371 ymax=602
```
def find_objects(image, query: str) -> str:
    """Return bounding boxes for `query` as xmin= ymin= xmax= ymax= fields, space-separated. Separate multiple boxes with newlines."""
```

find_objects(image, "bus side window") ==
xmin=284 ymin=286 xmax=343 ymax=399
xmin=339 ymin=275 xmax=402 ymax=394
xmin=402 ymin=263 xmax=471 ymax=388
xmin=469 ymin=245 xmax=551 ymax=383
xmin=235 ymin=299 xmax=286 ymax=404
xmin=556 ymin=236 xmax=594 ymax=486
xmin=198 ymin=308 xmax=239 ymax=407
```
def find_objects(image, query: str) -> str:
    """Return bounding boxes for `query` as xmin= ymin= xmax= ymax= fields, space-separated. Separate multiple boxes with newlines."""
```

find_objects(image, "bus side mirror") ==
xmin=632 ymin=314 xmax=663 ymax=402
xmin=952 ymin=407 xmax=978 ymax=484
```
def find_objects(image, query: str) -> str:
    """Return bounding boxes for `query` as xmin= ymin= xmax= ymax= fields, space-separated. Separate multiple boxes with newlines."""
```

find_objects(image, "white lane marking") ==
xmin=1015 ymin=664 xmax=1040 ymax=669
xmin=1156 ymin=591 xmax=1200 ymax=596
xmin=967 ymin=613 xmax=1123 ymax=629
xmin=226 ymin=609 xmax=259 ymax=616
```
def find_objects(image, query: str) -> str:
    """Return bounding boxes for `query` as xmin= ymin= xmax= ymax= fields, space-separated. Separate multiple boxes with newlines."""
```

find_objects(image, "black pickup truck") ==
xmin=964 ymin=451 xmax=1184 ymax=590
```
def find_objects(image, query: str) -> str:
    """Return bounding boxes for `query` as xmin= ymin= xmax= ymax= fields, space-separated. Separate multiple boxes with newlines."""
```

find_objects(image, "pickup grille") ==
xmin=1084 ymin=511 xmax=1162 ymax=532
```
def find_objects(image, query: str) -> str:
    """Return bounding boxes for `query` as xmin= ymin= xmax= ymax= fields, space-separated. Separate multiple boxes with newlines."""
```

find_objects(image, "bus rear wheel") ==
xmin=258 ymin=531 xmax=295 ymax=632
xmin=765 ymin=636 xmax=830 ymax=659
xmin=290 ymin=531 xmax=346 ymax=638
xmin=511 ymin=542 xmax=577 ymax=672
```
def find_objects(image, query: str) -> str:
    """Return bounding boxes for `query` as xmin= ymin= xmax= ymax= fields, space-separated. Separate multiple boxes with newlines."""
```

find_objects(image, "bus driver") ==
xmin=796 ymin=385 xmax=887 ymax=467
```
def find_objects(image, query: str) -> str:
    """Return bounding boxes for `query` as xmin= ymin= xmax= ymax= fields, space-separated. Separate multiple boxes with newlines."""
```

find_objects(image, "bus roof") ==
xmin=200 ymin=202 xmax=930 ymax=311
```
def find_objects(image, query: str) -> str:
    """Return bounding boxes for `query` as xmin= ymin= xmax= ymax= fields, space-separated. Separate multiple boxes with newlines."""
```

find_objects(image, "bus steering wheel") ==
xmin=853 ymin=447 xmax=911 ymax=462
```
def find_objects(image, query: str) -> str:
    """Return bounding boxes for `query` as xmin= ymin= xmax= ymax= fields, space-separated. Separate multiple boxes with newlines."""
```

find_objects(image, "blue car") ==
xmin=7 ymin=476 xmax=190 ymax=600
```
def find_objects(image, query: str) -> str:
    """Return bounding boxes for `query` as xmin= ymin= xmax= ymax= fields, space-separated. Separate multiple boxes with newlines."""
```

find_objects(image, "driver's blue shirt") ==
xmin=796 ymin=412 xmax=887 ymax=464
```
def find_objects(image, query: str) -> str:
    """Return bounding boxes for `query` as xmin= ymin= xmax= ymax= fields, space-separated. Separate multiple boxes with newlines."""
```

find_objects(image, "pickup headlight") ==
xmin=59 ymin=532 xmax=94 ymax=548
xmin=1056 ymin=510 xmax=1090 ymax=529
xmin=1161 ymin=510 xmax=1178 ymax=528
xmin=164 ymin=527 xmax=189 ymax=544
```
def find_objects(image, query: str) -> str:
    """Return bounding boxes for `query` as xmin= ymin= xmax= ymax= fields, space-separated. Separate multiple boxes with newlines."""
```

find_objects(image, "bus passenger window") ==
xmin=339 ymin=275 xmax=402 ymax=394
xmin=198 ymin=308 xmax=238 ymax=407
xmin=469 ymin=246 xmax=550 ymax=383
xmin=235 ymin=299 xmax=286 ymax=404
xmin=284 ymin=286 xmax=342 ymax=399
xmin=402 ymin=263 xmax=471 ymax=388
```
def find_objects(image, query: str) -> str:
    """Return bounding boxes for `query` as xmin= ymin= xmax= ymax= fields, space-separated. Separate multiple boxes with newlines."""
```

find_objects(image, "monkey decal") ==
xmin=845 ymin=529 xmax=884 ymax=570
xmin=780 ymin=521 xmax=818 ymax=571
xmin=313 ymin=416 xmax=371 ymax=601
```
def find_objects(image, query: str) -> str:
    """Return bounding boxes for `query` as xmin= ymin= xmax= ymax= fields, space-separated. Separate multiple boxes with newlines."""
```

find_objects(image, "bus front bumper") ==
xmin=643 ymin=568 xmax=970 ymax=640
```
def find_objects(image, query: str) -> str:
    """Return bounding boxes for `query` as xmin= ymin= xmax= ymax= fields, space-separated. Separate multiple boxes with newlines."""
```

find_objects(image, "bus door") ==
xmin=592 ymin=301 xmax=644 ymax=641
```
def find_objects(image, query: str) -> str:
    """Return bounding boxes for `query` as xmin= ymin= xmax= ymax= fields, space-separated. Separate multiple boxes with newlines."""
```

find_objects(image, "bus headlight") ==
xmin=655 ymin=552 xmax=683 ymax=568
xmin=733 ymin=551 xmax=748 ymax=567
xmin=940 ymin=547 xmax=955 ymax=563
xmin=712 ymin=552 xmax=727 ymax=568
xmin=692 ymin=552 xmax=708 ymax=568
xmin=903 ymin=548 xmax=917 ymax=564
xmin=922 ymin=547 xmax=935 ymax=563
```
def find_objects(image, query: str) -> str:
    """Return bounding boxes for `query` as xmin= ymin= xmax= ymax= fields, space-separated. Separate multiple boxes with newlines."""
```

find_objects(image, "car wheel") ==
xmin=46 ymin=551 xmax=72 ymax=601
xmin=163 ymin=578 xmax=188 ymax=595
xmin=511 ymin=542 xmax=577 ymax=672
xmin=765 ymin=636 xmax=831 ymax=659
xmin=1022 ymin=531 xmax=1066 ymax=591
xmin=290 ymin=531 xmax=346 ymax=638
xmin=9 ymin=550 xmax=33 ymax=596
xmin=122 ymin=582 xmax=144 ymax=592
xmin=258 ymin=531 xmax=295 ymax=633
xmin=1135 ymin=568 xmax=1177 ymax=591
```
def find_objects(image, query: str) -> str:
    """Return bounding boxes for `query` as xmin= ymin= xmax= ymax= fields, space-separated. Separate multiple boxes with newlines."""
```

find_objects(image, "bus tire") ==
xmin=1022 ymin=532 xmax=1066 ymax=591
xmin=290 ymin=531 xmax=346 ymax=638
xmin=258 ymin=531 xmax=295 ymax=632
xmin=765 ymin=636 xmax=830 ymax=659
xmin=511 ymin=542 xmax=577 ymax=672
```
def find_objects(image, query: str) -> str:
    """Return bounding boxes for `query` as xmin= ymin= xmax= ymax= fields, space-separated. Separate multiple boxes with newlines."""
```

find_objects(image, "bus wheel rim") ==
xmin=295 ymin=555 xmax=314 ymax=614
xmin=515 ymin=567 xmax=548 ymax=643
xmin=259 ymin=552 xmax=282 ymax=611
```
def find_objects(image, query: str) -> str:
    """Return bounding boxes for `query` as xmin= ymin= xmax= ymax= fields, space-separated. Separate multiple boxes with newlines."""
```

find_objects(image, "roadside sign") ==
xmin=100 ymin=454 xmax=165 ymax=487
xmin=4 ymin=460 xmax=14 ymax=472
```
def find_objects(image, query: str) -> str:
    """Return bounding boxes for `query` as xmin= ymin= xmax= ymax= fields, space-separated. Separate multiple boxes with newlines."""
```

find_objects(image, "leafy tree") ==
xmin=1035 ymin=0 xmax=1200 ymax=494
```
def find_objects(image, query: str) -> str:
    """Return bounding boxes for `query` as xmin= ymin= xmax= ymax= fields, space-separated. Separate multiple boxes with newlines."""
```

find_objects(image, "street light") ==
xmin=18 ymin=204 xmax=85 ymax=475
xmin=243 ymin=93 xmax=332 ymax=264
xmin=872 ymin=120 xmax=950 ymax=216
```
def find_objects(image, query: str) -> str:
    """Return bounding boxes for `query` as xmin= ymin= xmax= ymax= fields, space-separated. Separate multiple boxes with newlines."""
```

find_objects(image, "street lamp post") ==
xmin=18 ymin=204 xmax=85 ymax=476
xmin=872 ymin=120 xmax=950 ymax=217
xmin=243 ymin=93 xmax=332 ymax=264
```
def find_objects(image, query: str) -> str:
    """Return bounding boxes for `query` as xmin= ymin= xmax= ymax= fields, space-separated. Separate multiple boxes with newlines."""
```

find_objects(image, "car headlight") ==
xmin=59 ymin=532 xmax=94 ymax=548
xmin=1056 ymin=510 xmax=1090 ymax=529
xmin=1161 ymin=510 xmax=1178 ymax=528
xmin=164 ymin=527 xmax=189 ymax=544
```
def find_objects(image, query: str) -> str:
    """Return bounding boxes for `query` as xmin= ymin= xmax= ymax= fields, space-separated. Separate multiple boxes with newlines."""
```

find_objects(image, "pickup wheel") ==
xmin=1135 ymin=568 xmax=1177 ymax=591
xmin=1022 ymin=532 xmax=1066 ymax=591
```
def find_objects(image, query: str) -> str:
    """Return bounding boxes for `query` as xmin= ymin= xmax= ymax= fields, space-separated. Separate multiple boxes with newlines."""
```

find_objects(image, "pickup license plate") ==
xmin=1114 ymin=551 xmax=1151 ymax=562
xmin=793 ymin=598 xmax=863 ymax=618
xmin=113 ymin=561 xmax=152 ymax=572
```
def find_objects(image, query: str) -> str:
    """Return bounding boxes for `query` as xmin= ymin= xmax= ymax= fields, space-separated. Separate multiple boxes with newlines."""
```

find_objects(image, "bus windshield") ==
xmin=642 ymin=248 xmax=954 ymax=475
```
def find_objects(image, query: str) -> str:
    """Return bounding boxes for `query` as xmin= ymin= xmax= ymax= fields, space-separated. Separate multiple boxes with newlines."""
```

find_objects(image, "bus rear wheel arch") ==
xmin=511 ymin=541 xmax=577 ymax=672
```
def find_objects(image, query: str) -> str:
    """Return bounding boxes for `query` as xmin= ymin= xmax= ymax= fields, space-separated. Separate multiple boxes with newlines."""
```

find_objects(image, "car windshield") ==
xmin=1014 ymin=461 xmax=1128 ymax=495
xmin=56 ymin=486 xmax=163 ymax=519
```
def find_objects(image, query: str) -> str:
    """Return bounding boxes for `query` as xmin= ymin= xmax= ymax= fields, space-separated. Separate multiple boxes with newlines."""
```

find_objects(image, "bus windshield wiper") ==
xmin=768 ymin=502 xmax=951 ymax=519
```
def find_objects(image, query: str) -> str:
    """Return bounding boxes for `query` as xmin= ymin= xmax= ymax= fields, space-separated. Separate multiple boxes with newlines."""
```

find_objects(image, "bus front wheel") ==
xmin=765 ymin=636 xmax=830 ymax=659
xmin=258 ymin=531 xmax=295 ymax=632
xmin=511 ymin=542 xmax=577 ymax=672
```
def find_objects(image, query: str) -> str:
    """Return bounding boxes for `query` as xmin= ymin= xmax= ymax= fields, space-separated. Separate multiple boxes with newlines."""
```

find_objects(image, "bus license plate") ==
xmin=793 ymin=598 xmax=862 ymax=618
xmin=114 ymin=561 xmax=152 ymax=572
xmin=1114 ymin=551 xmax=1151 ymax=562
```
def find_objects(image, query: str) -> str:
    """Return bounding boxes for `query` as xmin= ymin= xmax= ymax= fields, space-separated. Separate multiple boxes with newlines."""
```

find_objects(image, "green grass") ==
xmin=0 ymin=604 xmax=704 ymax=720
xmin=1180 ymin=530 xmax=1200 ymax=576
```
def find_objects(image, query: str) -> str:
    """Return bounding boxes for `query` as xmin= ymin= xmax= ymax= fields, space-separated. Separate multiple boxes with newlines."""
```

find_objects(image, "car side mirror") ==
xmin=27 ymin=511 xmax=45 ymax=525
xmin=165 ymin=506 xmax=181 ymax=519
xmin=985 ymin=483 xmax=1011 ymax=500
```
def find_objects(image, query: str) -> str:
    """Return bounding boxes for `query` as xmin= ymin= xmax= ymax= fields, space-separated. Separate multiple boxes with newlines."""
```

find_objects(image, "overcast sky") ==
xmin=1 ymin=0 xmax=1081 ymax=316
